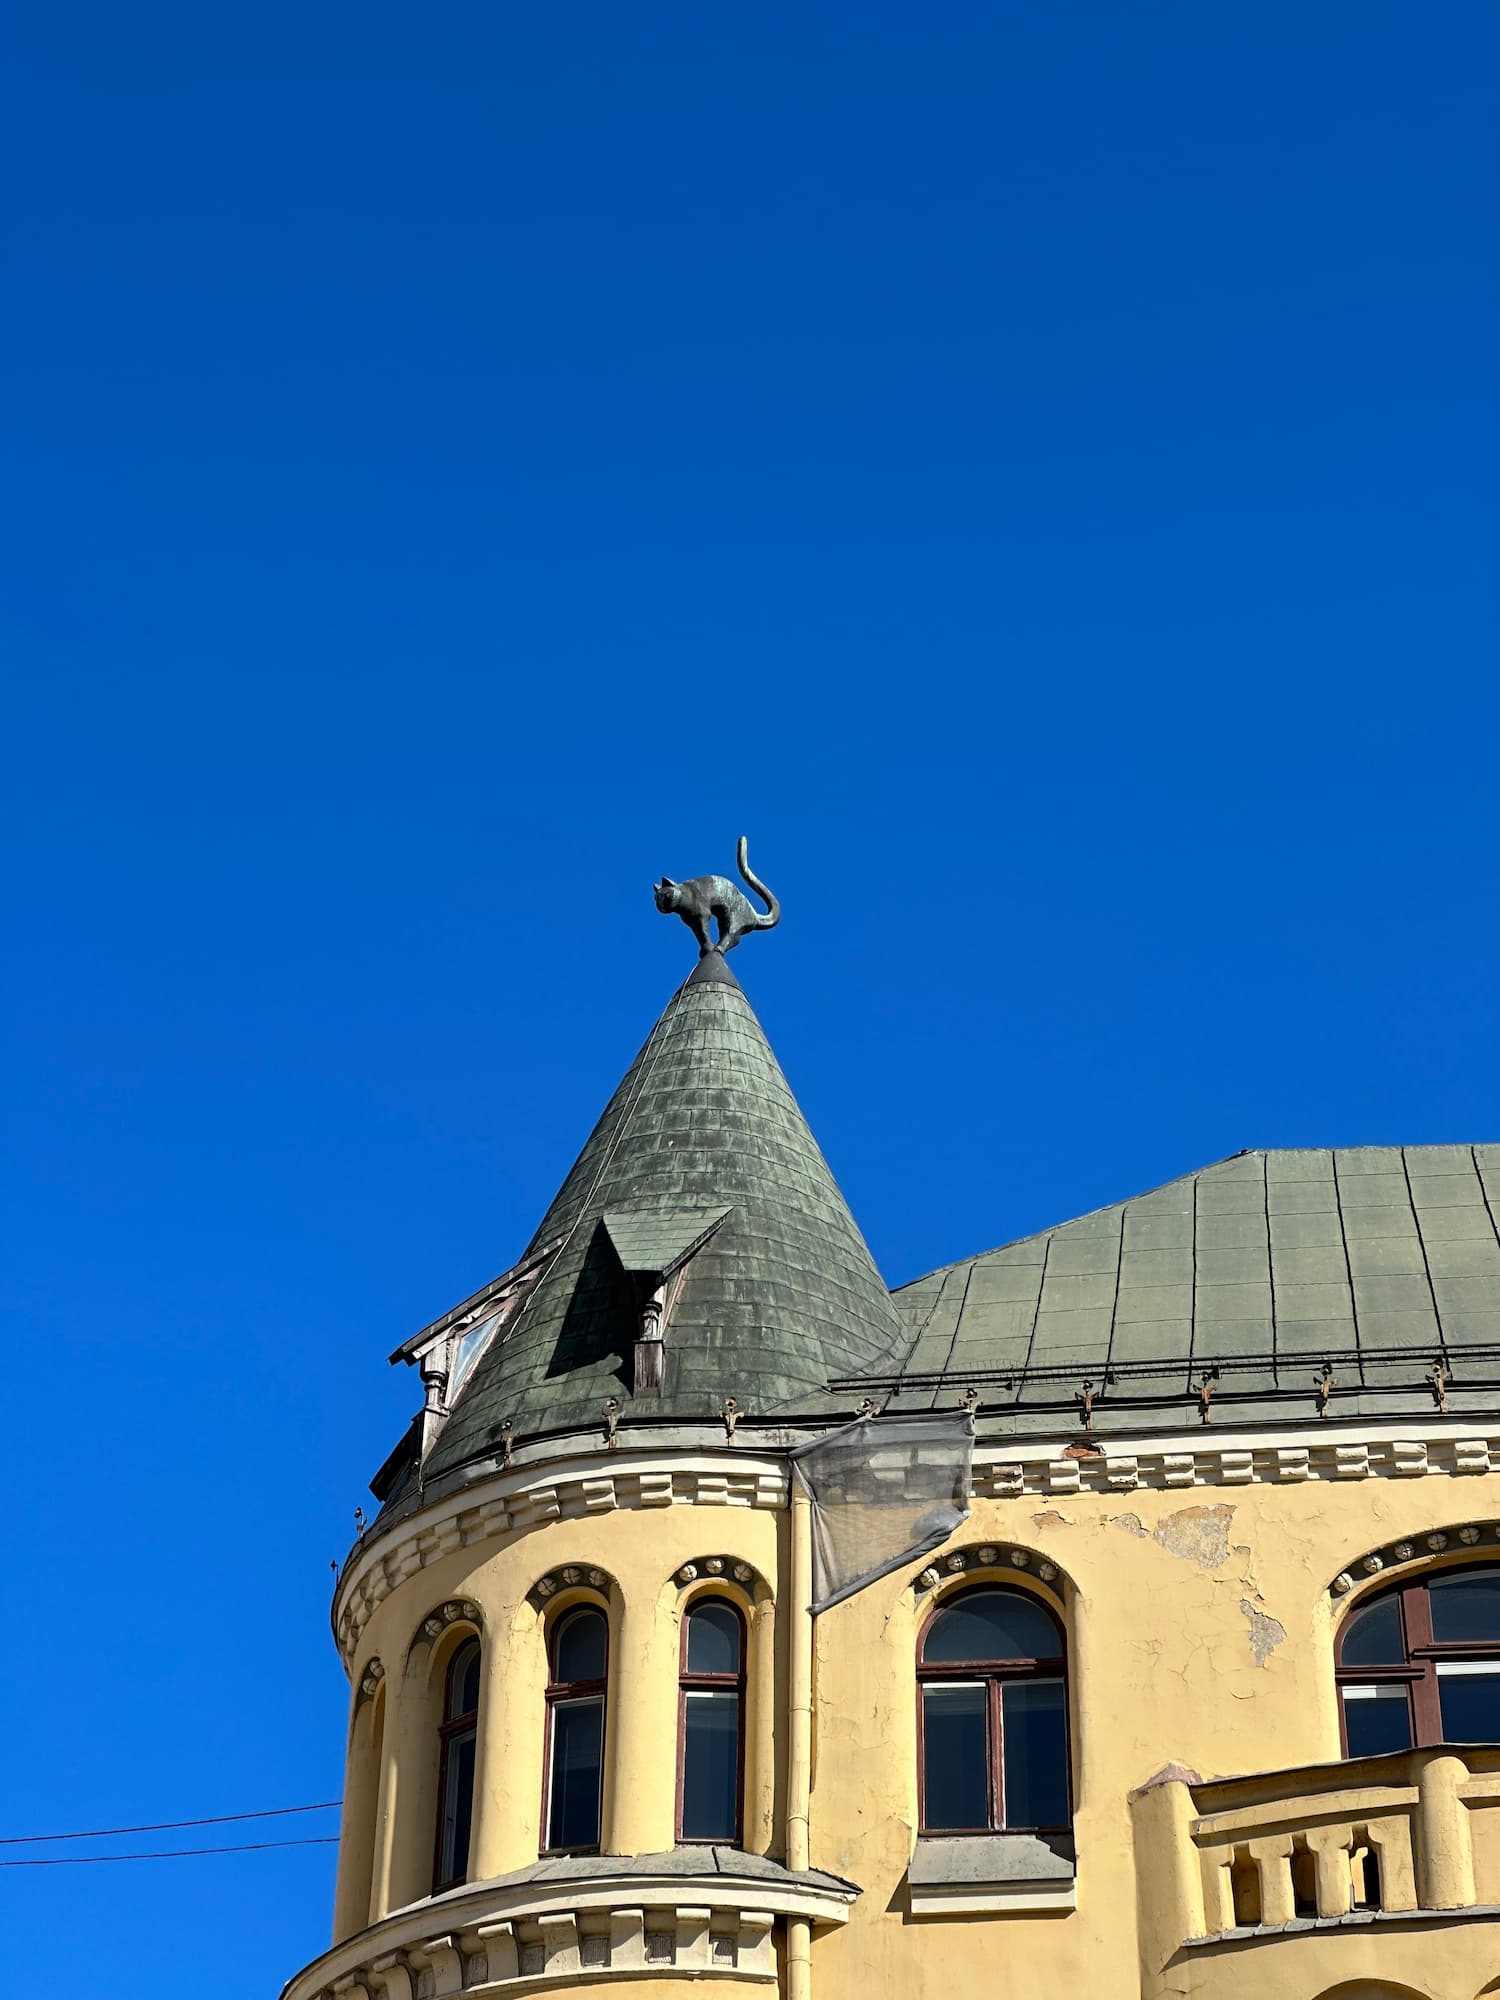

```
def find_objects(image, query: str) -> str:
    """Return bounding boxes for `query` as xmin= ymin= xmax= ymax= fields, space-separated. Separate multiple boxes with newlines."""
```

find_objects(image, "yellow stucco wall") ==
xmin=323 ymin=1453 xmax=1500 ymax=2000
xmin=351 ymin=1502 xmax=785 ymax=1922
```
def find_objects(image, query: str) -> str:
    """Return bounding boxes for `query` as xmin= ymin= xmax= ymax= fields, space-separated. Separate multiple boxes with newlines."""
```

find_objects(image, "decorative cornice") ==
xmin=528 ymin=1565 xmax=616 ymax=1613
xmin=674 ymin=1556 xmax=768 ymax=1599
xmin=335 ymin=1453 xmax=787 ymax=1664
xmin=281 ymin=1867 xmax=854 ymax=2000
xmin=334 ymin=1423 xmax=1500 ymax=1667
xmin=972 ymin=1421 xmax=1500 ymax=1500
xmin=1330 ymin=1521 xmax=1500 ymax=1599
xmin=913 ymin=1542 xmax=1065 ymax=1599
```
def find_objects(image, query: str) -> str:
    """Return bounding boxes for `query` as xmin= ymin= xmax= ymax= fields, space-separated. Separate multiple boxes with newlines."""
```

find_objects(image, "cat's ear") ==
xmin=657 ymin=876 xmax=675 ymax=888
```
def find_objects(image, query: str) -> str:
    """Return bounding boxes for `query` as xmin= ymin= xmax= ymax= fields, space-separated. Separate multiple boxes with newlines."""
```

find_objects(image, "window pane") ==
xmin=1339 ymin=1595 xmax=1404 ymax=1667
xmin=687 ymin=1602 xmax=741 ymax=1676
xmin=439 ymin=1726 xmax=476 ymax=1883
xmin=555 ymin=1607 xmax=607 ymax=1684
xmin=1438 ymin=1668 xmax=1500 ymax=1741
xmin=1001 ymin=1679 xmax=1069 ymax=1828
xmin=451 ymin=1310 xmax=503 ymax=1397
xmin=681 ymin=1690 xmax=740 ymax=1840
xmin=922 ymin=1591 xmax=1060 ymax=1665
xmin=548 ymin=1697 xmax=604 ymax=1848
xmin=1342 ymin=1686 xmax=1413 ymax=1757
xmin=921 ymin=1682 xmax=989 ymax=1830
xmin=1429 ymin=1570 xmax=1500 ymax=1645
xmin=448 ymin=1639 xmax=481 ymax=1720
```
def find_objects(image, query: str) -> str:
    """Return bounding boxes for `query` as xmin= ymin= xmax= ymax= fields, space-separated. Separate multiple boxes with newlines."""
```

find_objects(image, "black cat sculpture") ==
xmin=654 ymin=837 xmax=781 ymax=956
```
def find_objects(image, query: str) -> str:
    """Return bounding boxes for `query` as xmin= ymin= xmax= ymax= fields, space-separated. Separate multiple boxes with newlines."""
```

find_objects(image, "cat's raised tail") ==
xmin=736 ymin=837 xmax=782 ymax=931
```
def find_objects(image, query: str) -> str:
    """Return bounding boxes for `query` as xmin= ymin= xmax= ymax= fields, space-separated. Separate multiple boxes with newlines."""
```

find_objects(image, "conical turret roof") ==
xmin=420 ymin=955 xmax=906 ymax=1473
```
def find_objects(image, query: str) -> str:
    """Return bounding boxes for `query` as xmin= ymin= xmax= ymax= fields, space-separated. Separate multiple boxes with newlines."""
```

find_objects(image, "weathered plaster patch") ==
xmin=1032 ymin=1509 xmax=1070 ymax=1529
xmin=1240 ymin=1597 xmax=1286 ymax=1667
xmin=1154 ymin=1504 xmax=1235 ymax=1570
xmin=1112 ymin=1513 xmax=1148 ymax=1538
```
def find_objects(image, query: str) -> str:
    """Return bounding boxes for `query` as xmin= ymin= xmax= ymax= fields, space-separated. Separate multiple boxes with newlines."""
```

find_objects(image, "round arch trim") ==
xmin=1329 ymin=1522 xmax=1500 ymax=1600
xmin=913 ymin=1540 xmax=1069 ymax=1602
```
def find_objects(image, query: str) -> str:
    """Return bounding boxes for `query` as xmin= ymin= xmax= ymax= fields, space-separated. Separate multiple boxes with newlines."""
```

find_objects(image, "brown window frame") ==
xmin=915 ymin=1585 xmax=1071 ymax=1836
xmin=675 ymin=1596 xmax=748 ymax=1846
xmin=540 ymin=1602 xmax=609 ymax=1857
xmin=1336 ymin=1562 xmax=1500 ymax=1754
xmin=432 ymin=1635 xmax=481 ymax=1892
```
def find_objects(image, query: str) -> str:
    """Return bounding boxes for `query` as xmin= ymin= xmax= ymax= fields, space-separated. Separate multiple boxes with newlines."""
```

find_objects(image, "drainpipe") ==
xmin=786 ymin=1471 xmax=814 ymax=2000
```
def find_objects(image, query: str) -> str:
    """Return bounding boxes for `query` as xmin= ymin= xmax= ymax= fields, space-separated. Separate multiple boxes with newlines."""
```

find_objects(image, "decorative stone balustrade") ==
xmin=1131 ymin=1745 xmax=1500 ymax=1961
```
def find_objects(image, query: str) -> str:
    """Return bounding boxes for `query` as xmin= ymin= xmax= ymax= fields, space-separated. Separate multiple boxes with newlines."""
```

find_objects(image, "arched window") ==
xmin=434 ymin=1637 xmax=480 ymax=1889
xmin=678 ymin=1599 xmax=746 ymax=1843
xmin=917 ymin=1587 xmax=1070 ymax=1834
xmin=1337 ymin=1562 xmax=1500 ymax=1756
xmin=544 ymin=1605 xmax=608 ymax=1852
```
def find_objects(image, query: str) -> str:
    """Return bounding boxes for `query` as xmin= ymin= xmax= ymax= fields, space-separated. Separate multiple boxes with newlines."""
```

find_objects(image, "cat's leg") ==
xmin=688 ymin=912 xmax=715 ymax=956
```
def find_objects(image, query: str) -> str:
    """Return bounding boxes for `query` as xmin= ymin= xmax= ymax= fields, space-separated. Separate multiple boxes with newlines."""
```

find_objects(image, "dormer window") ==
xmin=449 ymin=1307 xmax=505 ymax=1402
xmin=389 ymin=1239 xmax=563 ymax=1463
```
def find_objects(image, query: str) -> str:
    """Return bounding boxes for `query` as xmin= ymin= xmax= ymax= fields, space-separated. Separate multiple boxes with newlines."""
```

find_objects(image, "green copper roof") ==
xmin=419 ymin=960 xmax=907 ymax=1472
xmin=602 ymin=1206 xmax=732 ymax=1276
xmin=869 ymin=1145 xmax=1500 ymax=1432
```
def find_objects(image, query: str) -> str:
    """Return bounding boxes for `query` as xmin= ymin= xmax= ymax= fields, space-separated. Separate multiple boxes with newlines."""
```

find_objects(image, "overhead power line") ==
xmin=1 ymin=1836 xmax=339 ymax=1867
xmin=0 ymin=1800 xmax=342 ymax=1847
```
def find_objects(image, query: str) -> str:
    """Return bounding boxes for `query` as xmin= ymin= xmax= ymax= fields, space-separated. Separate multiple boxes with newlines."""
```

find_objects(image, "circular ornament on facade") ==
xmin=423 ymin=1615 xmax=445 ymax=1638
xmin=673 ymin=1555 xmax=767 ymax=1599
xmin=529 ymin=1565 xmax=616 ymax=1612
xmin=1329 ymin=1525 xmax=1500 ymax=1599
xmin=1333 ymin=1573 xmax=1353 ymax=1594
xmin=913 ymin=1543 xmax=1066 ymax=1598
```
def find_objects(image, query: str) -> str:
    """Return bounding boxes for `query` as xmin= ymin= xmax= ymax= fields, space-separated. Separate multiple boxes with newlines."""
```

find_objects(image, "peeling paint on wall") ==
xmin=1112 ymin=1513 xmax=1148 ymax=1538
xmin=1240 ymin=1597 xmax=1286 ymax=1667
xmin=1032 ymin=1509 xmax=1070 ymax=1529
xmin=1153 ymin=1504 xmax=1235 ymax=1570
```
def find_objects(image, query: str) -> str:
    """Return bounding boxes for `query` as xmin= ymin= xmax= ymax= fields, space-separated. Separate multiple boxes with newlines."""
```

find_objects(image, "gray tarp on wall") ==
xmin=788 ymin=1410 xmax=973 ymax=1613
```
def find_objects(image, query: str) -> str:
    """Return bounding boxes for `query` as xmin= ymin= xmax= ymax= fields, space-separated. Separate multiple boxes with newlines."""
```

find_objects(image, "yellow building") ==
xmin=281 ymin=934 xmax=1500 ymax=2000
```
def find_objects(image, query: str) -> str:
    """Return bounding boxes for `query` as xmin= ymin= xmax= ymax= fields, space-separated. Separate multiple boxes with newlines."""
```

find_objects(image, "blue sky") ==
xmin=2 ymin=5 xmax=1496 ymax=1994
